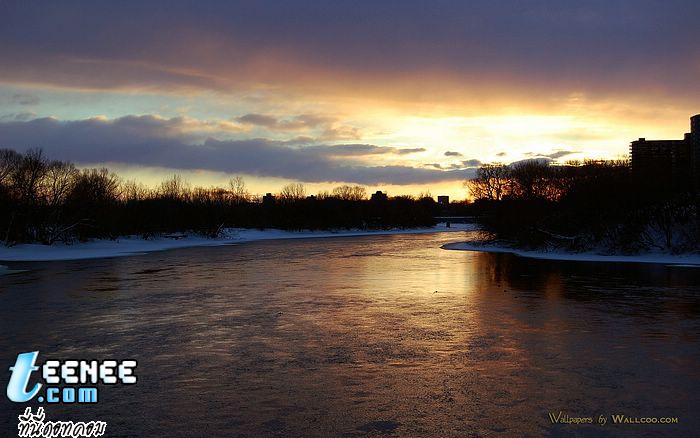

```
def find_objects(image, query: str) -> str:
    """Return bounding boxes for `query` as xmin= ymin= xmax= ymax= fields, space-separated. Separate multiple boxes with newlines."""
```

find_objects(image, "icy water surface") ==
xmin=1 ymin=232 xmax=699 ymax=436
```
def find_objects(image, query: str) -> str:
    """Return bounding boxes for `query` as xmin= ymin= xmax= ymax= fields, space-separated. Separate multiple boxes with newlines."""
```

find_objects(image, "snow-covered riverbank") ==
xmin=442 ymin=241 xmax=700 ymax=266
xmin=0 ymin=223 xmax=476 ymax=262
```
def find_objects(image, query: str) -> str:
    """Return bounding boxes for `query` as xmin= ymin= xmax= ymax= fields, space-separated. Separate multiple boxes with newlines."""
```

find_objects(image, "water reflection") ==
xmin=1 ymin=233 xmax=699 ymax=436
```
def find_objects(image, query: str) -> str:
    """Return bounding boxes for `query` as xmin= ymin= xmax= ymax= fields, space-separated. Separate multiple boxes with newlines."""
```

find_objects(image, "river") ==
xmin=1 ymin=232 xmax=699 ymax=436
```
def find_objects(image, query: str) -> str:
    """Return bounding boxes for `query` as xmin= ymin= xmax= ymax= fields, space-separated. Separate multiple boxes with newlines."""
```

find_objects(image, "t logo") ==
xmin=7 ymin=351 xmax=42 ymax=402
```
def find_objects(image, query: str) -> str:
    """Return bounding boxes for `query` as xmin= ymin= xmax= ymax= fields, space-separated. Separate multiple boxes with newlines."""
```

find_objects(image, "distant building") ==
xmin=630 ymin=114 xmax=700 ymax=191
xmin=437 ymin=195 xmax=449 ymax=205
xmin=262 ymin=192 xmax=275 ymax=204
xmin=370 ymin=190 xmax=388 ymax=201
xmin=691 ymin=115 xmax=700 ymax=191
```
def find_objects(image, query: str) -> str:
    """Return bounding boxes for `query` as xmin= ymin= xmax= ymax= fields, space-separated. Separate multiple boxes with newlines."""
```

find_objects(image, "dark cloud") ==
xmin=235 ymin=113 xmax=334 ymax=131
xmin=318 ymin=125 xmax=361 ymax=141
xmin=395 ymin=148 xmax=426 ymax=155
xmin=509 ymin=157 xmax=553 ymax=167
xmin=305 ymin=144 xmax=390 ymax=156
xmin=236 ymin=113 xmax=279 ymax=128
xmin=304 ymin=144 xmax=426 ymax=157
xmin=444 ymin=151 xmax=462 ymax=157
xmin=425 ymin=159 xmax=481 ymax=170
xmin=462 ymin=159 xmax=482 ymax=167
xmin=496 ymin=152 xmax=507 ymax=157
xmin=0 ymin=115 xmax=470 ymax=185
xmin=235 ymin=113 xmax=359 ymax=140
xmin=545 ymin=150 xmax=579 ymax=159
xmin=0 ymin=112 xmax=36 ymax=122
xmin=0 ymin=1 xmax=697 ymax=102
xmin=524 ymin=150 xmax=578 ymax=160
xmin=11 ymin=94 xmax=39 ymax=105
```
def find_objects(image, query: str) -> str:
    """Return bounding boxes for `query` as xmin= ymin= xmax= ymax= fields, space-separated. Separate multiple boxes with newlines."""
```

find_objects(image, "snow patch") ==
xmin=0 ymin=264 xmax=27 ymax=275
xmin=0 ymin=223 xmax=477 ymax=262
xmin=442 ymin=242 xmax=700 ymax=266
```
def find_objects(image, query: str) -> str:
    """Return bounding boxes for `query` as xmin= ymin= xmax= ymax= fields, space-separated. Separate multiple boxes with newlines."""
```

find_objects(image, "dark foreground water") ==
xmin=1 ymin=232 xmax=699 ymax=437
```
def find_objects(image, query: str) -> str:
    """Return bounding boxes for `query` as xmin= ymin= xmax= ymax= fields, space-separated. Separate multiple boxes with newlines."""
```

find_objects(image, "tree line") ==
xmin=466 ymin=159 xmax=699 ymax=253
xmin=0 ymin=149 xmax=442 ymax=245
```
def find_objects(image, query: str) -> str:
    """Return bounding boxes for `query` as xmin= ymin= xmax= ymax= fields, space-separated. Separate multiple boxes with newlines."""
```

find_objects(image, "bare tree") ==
xmin=121 ymin=180 xmax=151 ymax=201
xmin=644 ymin=198 xmax=694 ymax=250
xmin=14 ymin=148 xmax=48 ymax=205
xmin=37 ymin=161 xmax=79 ymax=243
xmin=331 ymin=185 xmax=367 ymax=201
xmin=279 ymin=183 xmax=306 ymax=201
xmin=417 ymin=191 xmax=433 ymax=201
xmin=0 ymin=149 xmax=22 ymax=188
xmin=467 ymin=163 xmax=510 ymax=201
xmin=42 ymin=161 xmax=78 ymax=207
xmin=71 ymin=168 xmax=122 ymax=203
xmin=229 ymin=176 xmax=250 ymax=203
xmin=509 ymin=160 xmax=558 ymax=200
xmin=316 ymin=190 xmax=331 ymax=200
xmin=159 ymin=174 xmax=189 ymax=200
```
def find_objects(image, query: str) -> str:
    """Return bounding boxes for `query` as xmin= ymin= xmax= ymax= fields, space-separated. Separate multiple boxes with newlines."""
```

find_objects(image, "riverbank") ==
xmin=442 ymin=241 xmax=700 ymax=266
xmin=0 ymin=223 xmax=476 ymax=263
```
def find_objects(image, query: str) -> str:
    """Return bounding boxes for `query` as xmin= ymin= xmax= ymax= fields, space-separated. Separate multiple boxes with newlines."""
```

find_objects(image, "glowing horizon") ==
xmin=1 ymin=1 xmax=698 ymax=199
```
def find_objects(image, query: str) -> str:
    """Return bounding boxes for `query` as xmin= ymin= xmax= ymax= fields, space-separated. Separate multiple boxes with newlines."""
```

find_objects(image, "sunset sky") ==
xmin=1 ymin=1 xmax=699 ymax=199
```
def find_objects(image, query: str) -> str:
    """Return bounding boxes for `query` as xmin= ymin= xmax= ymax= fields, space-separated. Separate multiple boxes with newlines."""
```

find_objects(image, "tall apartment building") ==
xmin=630 ymin=114 xmax=700 ymax=191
